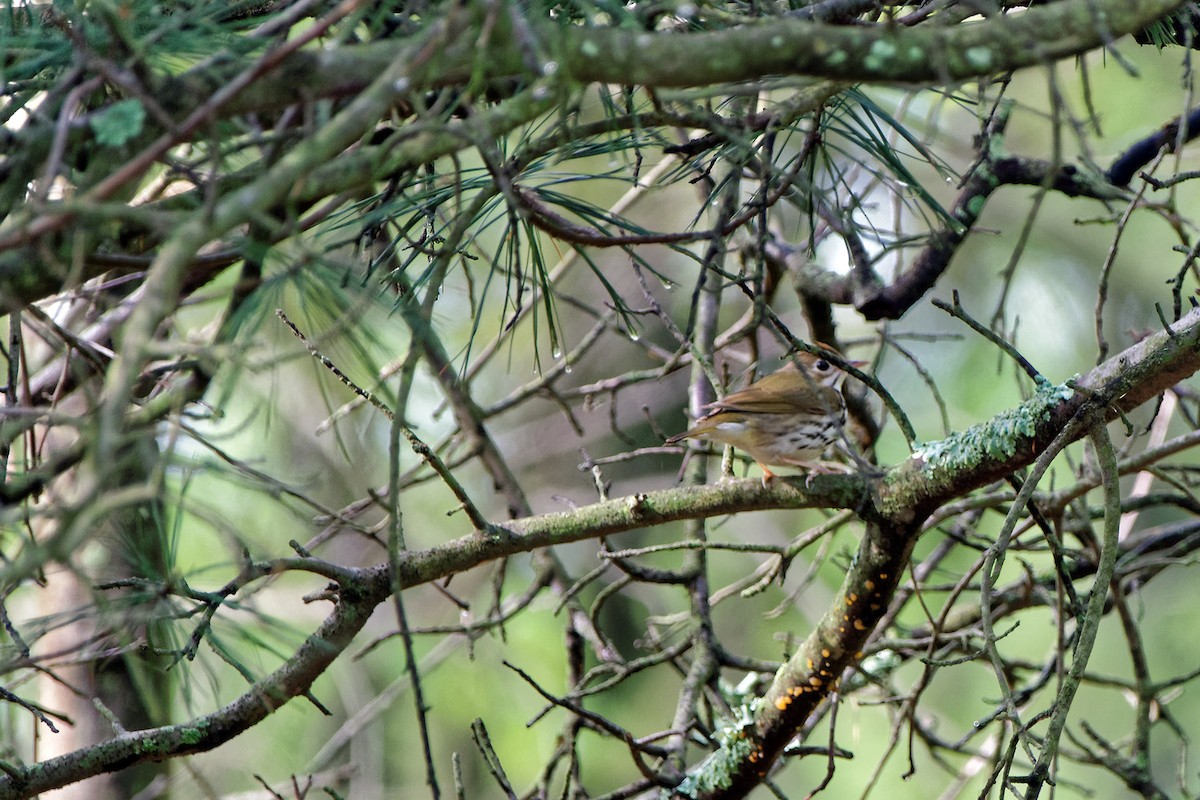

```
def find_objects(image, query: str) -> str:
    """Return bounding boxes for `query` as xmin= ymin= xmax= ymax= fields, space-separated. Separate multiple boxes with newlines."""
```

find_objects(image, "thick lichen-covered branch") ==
xmin=0 ymin=0 xmax=1182 ymax=312
xmin=554 ymin=0 xmax=1184 ymax=87
xmin=679 ymin=515 xmax=917 ymax=799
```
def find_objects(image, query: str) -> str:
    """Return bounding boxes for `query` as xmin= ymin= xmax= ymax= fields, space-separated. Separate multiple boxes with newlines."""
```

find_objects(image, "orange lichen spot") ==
xmin=865 ymin=579 xmax=875 ymax=590
xmin=855 ymin=651 xmax=863 ymax=658
xmin=776 ymin=696 xmax=791 ymax=710
xmin=809 ymin=676 xmax=823 ymax=686
xmin=870 ymin=603 xmax=880 ymax=610
xmin=821 ymin=648 xmax=831 ymax=658
xmin=791 ymin=686 xmax=803 ymax=696
xmin=879 ymin=573 xmax=888 ymax=579
xmin=806 ymin=658 xmax=814 ymax=670
xmin=848 ymin=593 xmax=858 ymax=603
xmin=854 ymin=619 xmax=867 ymax=631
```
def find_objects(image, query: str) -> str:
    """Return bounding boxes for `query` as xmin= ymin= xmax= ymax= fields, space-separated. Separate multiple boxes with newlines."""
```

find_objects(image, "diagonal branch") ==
xmin=676 ymin=306 xmax=1200 ymax=798
xmin=0 ymin=564 xmax=392 ymax=800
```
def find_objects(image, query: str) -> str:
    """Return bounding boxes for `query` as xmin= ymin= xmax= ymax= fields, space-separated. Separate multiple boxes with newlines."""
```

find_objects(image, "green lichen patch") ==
xmin=863 ymin=38 xmax=899 ymax=71
xmin=911 ymin=381 xmax=1075 ymax=476
xmin=674 ymin=713 xmax=761 ymax=796
xmin=964 ymin=45 xmax=993 ymax=71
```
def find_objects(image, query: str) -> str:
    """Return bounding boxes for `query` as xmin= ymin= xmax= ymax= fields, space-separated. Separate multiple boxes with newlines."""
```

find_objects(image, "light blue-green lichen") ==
xmin=964 ymin=46 xmax=994 ymax=71
xmin=864 ymin=39 xmax=898 ymax=71
xmin=673 ymin=708 xmax=762 ymax=796
xmin=912 ymin=380 xmax=1076 ymax=475
xmin=964 ymin=192 xmax=989 ymax=218
xmin=844 ymin=649 xmax=901 ymax=691
xmin=717 ymin=674 xmax=764 ymax=716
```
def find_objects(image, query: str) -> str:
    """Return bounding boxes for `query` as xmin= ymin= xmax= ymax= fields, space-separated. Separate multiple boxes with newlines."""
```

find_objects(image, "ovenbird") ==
xmin=666 ymin=350 xmax=855 ymax=483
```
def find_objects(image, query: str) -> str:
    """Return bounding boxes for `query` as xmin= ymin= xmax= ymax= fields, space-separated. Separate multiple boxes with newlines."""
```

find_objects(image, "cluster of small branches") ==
xmin=3 ymin=1 xmax=1200 ymax=799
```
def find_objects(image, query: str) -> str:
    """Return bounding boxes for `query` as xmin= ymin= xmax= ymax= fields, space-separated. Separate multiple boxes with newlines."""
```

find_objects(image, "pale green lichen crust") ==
xmin=674 ymin=708 xmax=762 ymax=796
xmin=911 ymin=380 xmax=1076 ymax=475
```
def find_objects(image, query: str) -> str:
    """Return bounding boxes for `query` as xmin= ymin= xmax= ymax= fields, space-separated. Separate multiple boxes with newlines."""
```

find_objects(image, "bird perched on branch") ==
xmin=667 ymin=350 xmax=858 ymax=485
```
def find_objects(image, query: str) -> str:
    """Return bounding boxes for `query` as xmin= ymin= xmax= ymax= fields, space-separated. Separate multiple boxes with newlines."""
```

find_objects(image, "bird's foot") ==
xmin=794 ymin=460 xmax=854 ymax=489
xmin=759 ymin=466 xmax=777 ymax=489
xmin=804 ymin=460 xmax=855 ymax=476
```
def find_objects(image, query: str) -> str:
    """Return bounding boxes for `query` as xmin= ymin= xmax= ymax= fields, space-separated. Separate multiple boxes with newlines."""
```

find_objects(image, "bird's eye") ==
xmin=815 ymin=359 xmax=831 ymax=372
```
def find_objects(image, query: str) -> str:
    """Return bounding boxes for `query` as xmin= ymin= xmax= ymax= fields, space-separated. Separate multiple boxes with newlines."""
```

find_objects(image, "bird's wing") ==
xmin=706 ymin=368 xmax=828 ymax=416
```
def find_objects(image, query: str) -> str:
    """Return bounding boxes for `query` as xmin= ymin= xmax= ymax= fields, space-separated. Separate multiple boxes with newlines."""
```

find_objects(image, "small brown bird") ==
xmin=667 ymin=351 xmax=855 ymax=483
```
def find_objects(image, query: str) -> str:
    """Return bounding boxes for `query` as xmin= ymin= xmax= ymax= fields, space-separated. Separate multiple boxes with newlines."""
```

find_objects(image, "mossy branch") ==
xmin=0 ymin=0 xmax=1184 ymax=309
xmin=555 ymin=0 xmax=1184 ymax=87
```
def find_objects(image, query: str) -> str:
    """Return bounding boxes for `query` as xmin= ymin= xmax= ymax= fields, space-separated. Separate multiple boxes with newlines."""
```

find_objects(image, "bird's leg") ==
xmin=758 ymin=463 xmax=776 ymax=488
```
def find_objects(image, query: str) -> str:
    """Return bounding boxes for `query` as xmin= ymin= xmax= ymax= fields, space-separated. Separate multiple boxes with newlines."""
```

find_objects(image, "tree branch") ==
xmin=555 ymin=0 xmax=1184 ymax=87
